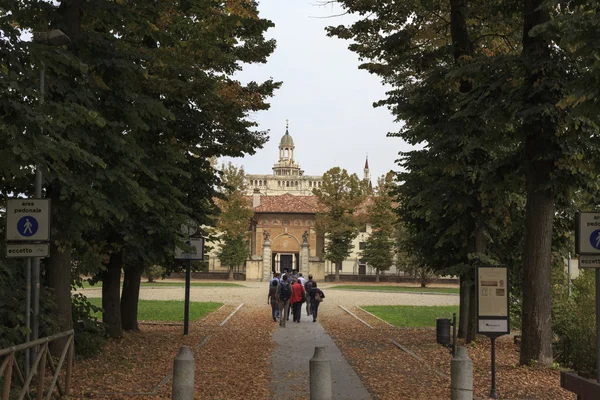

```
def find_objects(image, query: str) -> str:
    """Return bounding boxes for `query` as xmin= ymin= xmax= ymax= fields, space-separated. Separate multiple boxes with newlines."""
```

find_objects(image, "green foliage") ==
xmin=215 ymin=163 xmax=253 ymax=275
xmin=553 ymin=268 xmax=596 ymax=373
xmin=71 ymin=293 xmax=106 ymax=359
xmin=314 ymin=167 xmax=367 ymax=268
xmin=361 ymin=176 xmax=397 ymax=277
xmin=0 ymin=0 xmax=279 ymax=335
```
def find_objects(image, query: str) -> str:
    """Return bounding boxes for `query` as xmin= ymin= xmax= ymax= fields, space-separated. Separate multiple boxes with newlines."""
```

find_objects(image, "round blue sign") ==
xmin=17 ymin=216 xmax=38 ymax=237
xmin=590 ymin=229 xmax=600 ymax=250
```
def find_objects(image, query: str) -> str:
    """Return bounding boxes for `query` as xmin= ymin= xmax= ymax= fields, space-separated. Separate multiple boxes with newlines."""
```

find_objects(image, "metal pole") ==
xmin=32 ymin=62 xmax=45 ymax=362
xmin=184 ymin=259 xmax=191 ymax=335
xmin=567 ymin=253 xmax=572 ymax=298
xmin=596 ymin=269 xmax=600 ymax=383
xmin=452 ymin=313 xmax=457 ymax=357
xmin=490 ymin=336 xmax=497 ymax=398
xmin=25 ymin=258 xmax=31 ymax=378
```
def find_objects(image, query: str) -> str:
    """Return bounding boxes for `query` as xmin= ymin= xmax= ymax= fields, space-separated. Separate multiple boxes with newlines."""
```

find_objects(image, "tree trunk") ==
xmin=458 ymin=273 xmax=469 ymax=339
xmin=335 ymin=261 xmax=341 ymax=282
xmin=520 ymin=152 xmax=554 ymax=366
xmin=228 ymin=266 xmax=234 ymax=280
xmin=46 ymin=238 xmax=73 ymax=354
xmin=376 ymin=269 xmax=380 ymax=283
xmin=121 ymin=265 xmax=143 ymax=331
xmin=102 ymin=251 xmax=123 ymax=339
xmin=519 ymin=0 xmax=555 ymax=367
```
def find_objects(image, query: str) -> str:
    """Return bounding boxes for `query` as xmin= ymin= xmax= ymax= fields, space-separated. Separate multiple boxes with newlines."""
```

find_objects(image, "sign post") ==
xmin=575 ymin=212 xmax=600 ymax=383
xmin=175 ymin=221 xmax=203 ymax=335
xmin=477 ymin=266 xmax=510 ymax=399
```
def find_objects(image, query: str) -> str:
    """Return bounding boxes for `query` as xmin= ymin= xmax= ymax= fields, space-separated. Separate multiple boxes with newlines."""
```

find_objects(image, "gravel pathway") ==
xmin=80 ymin=281 xmax=460 ymax=308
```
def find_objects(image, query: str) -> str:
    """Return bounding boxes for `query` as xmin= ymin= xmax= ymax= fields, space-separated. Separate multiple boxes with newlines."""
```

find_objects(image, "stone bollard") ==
xmin=310 ymin=346 xmax=332 ymax=400
xmin=172 ymin=346 xmax=195 ymax=400
xmin=451 ymin=346 xmax=473 ymax=400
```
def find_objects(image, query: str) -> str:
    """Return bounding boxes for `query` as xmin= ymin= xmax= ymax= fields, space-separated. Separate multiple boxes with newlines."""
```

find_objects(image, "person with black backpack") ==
xmin=276 ymin=274 xmax=292 ymax=327
xmin=304 ymin=274 xmax=315 ymax=316
xmin=309 ymin=282 xmax=325 ymax=323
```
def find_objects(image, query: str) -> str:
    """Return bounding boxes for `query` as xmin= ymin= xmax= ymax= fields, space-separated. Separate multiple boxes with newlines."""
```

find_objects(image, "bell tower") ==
xmin=273 ymin=120 xmax=303 ymax=177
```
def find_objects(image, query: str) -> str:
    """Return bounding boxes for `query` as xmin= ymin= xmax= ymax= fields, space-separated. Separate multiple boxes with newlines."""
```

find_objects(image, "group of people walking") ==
xmin=267 ymin=272 xmax=325 ymax=327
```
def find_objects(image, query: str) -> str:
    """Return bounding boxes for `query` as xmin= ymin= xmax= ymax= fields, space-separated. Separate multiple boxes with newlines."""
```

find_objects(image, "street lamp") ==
xmin=26 ymin=28 xmax=71 ymax=370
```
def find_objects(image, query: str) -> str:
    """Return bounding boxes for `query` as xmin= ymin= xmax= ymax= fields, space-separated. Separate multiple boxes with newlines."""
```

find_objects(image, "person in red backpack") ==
xmin=291 ymin=278 xmax=306 ymax=323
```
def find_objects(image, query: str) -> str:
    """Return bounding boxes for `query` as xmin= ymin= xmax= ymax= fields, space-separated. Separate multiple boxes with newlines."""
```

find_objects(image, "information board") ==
xmin=477 ymin=266 xmax=510 ymax=336
xmin=175 ymin=238 xmax=204 ymax=260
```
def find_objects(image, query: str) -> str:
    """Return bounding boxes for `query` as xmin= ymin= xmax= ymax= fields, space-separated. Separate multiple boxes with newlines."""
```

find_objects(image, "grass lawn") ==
xmin=87 ymin=297 xmax=222 ymax=322
xmin=362 ymin=305 xmax=459 ymax=327
xmin=80 ymin=281 xmax=244 ymax=289
xmin=329 ymin=285 xmax=459 ymax=294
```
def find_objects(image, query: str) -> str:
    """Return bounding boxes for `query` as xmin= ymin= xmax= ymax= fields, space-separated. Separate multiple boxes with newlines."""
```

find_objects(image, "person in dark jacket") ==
xmin=309 ymin=282 xmax=325 ymax=322
xmin=267 ymin=279 xmax=279 ymax=321
xmin=304 ymin=275 xmax=315 ymax=316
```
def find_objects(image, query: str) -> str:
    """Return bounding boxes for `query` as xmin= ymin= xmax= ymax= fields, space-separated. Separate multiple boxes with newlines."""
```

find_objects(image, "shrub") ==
xmin=72 ymin=293 xmax=106 ymax=359
xmin=144 ymin=265 xmax=166 ymax=283
xmin=553 ymin=268 xmax=596 ymax=373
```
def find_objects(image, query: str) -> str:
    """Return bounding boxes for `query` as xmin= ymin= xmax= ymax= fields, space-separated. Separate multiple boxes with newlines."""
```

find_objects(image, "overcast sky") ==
xmin=221 ymin=0 xmax=414 ymax=181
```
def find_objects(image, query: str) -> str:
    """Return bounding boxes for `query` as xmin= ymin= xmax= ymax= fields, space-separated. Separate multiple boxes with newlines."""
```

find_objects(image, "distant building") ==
xmin=207 ymin=122 xmax=402 ymax=280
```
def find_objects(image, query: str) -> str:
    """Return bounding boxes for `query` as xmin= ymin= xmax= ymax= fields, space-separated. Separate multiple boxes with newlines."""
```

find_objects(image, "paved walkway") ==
xmin=270 ymin=309 xmax=372 ymax=400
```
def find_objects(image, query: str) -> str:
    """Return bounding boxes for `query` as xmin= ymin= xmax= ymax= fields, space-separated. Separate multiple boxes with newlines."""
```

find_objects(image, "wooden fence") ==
xmin=1 ymin=330 xmax=74 ymax=400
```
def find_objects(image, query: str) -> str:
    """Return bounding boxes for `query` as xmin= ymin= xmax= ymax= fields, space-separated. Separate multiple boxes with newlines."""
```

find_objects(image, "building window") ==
xmin=283 ymin=220 xmax=289 ymax=225
xmin=295 ymin=181 xmax=298 ymax=186
xmin=359 ymin=242 xmax=366 ymax=250
xmin=360 ymin=225 xmax=367 ymax=233
xmin=286 ymin=181 xmax=289 ymax=187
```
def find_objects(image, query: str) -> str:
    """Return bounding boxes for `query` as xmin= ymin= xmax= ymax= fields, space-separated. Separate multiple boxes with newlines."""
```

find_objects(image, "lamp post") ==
xmin=29 ymin=29 xmax=70 ymax=364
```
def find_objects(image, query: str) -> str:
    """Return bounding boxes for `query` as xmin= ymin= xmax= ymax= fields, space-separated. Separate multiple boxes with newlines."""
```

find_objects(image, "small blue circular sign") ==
xmin=590 ymin=230 xmax=600 ymax=250
xmin=17 ymin=216 xmax=38 ymax=237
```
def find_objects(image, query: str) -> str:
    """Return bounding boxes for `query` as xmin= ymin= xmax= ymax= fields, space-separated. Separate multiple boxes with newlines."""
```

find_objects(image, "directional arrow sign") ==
xmin=6 ymin=199 xmax=50 ymax=241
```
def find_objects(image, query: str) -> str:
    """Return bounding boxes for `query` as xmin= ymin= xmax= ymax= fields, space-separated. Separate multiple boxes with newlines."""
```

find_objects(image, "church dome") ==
xmin=279 ymin=131 xmax=294 ymax=147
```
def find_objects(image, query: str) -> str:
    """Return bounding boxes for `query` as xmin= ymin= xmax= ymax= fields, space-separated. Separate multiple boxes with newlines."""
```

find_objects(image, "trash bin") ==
xmin=436 ymin=318 xmax=451 ymax=345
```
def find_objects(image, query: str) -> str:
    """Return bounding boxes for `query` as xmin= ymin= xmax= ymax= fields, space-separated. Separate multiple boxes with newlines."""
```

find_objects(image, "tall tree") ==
xmin=361 ymin=175 xmax=397 ymax=282
xmin=215 ymin=163 xmax=253 ymax=280
xmin=0 ymin=0 xmax=279 ymax=340
xmin=314 ymin=167 xmax=366 ymax=282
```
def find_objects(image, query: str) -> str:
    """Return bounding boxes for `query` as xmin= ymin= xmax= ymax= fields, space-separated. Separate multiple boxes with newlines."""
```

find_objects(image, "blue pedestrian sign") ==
xmin=591 ymin=230 xmax=600 ymax=250
xmin=6 ymin=199 xmax=50 ymax=242
xmin=17 ymin=216 xmax=38 ymax=237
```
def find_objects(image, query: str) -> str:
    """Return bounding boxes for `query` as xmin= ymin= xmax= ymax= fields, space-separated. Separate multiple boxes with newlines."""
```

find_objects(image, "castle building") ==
xmin=208 ymin=122 xmax=400 ymax=281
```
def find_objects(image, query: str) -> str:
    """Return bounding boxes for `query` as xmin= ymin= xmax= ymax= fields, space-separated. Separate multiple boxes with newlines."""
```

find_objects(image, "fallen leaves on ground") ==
xmin=320 ymin=306 xmax=575 ymax=400
xmin=70 ymin=305 xmax=276 ymax=399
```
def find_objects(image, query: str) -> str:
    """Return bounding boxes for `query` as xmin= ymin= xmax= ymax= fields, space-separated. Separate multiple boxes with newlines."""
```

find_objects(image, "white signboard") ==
xmin=576 ymin=212 xmax=600 ymax=254
xmin=175 ymin=238 xmax=204 ymax=260
xmin=6 ymin=199 xmax=51 ymax=241
xmin=6 ymin=243 xmax=50 ymax=258
xmin=477 ymin=266 xmax=510 ymax=335
xmin=579 ymin=255 xmax=600 ymax=269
